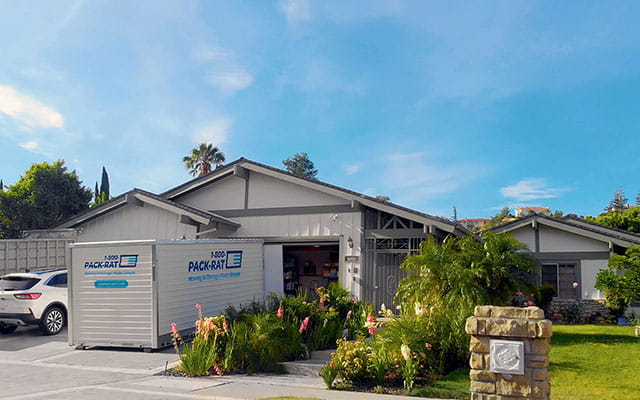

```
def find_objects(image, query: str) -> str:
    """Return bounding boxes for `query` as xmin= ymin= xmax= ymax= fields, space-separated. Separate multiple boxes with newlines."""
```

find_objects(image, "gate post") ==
xmin=465 ymin=306 xmax=552 ymax=400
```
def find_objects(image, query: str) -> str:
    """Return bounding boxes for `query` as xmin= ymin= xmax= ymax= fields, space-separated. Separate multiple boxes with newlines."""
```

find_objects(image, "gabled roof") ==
xmin=491 ymin=214 xmax=640 ymax=248
xmin=163 ymin=158 xmax=468 ymax=236
xmin=57 ymin=188 xmax=240 ymax=230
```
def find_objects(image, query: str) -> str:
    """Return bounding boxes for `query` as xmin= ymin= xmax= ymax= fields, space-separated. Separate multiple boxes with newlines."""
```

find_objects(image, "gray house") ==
xmin=492 ymin=214 xmax=640 ymax=314
xmin=59 ymin=158 xmax=466 ymax=309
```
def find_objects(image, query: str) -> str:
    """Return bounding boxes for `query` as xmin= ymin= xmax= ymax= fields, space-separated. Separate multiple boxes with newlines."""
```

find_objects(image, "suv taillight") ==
xmin=14 ymin=293 xmax=42 ymax=300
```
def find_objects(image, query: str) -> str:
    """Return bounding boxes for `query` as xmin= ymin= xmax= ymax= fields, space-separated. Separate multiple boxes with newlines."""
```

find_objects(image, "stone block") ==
xmin=530 ymin=340 xmax=550 ymax=355
xmin=476 ymin=305 xmax=493 ymax=317
xmin=471 ymin=393 xmax=499 ymax=400
xmin=532 ymin=369 xmax=550 ymax=381
xmin=470 ymin=353 xmax=485 ymax=369
xmin=491 ymin=307 xmax=526 ymax=319
xmin=496 ymin=375 xmax=532 ymax=397
xmin=471 ymin=336 xmax=490 ymax=353
xmin=466 ymin=317 xmax=479 ymax=335
xmin=530 ymin=380 xmax=551 ymax=399
xmin=470 ymin=368 xmax=496 ymax=381
xmin=485 ymin=318 xmax=529 ymax=337
xmin=536 ymin=320 xmax=553 ymax=338
xmin=526 ymin=354 xmax=549 ymax=369
xmin=471 ymin=380 xmax=496 ymax=394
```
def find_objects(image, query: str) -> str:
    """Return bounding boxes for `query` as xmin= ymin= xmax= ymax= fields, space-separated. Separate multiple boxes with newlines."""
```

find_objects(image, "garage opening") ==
xmin=282 ymin=243 xmax=339 ymax=296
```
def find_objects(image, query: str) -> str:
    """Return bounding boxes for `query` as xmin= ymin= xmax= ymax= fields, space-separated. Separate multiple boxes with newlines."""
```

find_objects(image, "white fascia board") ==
xmin=134 ymin=193 xmax=211 ymax=225
xmin=242 ymin=163 xmax=455 ymax=234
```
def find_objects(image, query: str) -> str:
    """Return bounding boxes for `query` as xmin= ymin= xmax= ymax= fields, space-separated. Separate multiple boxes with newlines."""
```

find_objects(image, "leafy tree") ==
xmin=183 ymin=143 xmax=226 ymax=177
xmin=395 ymin=232 xmax=536 ymax=371
xmin=0 ymin=179 xmax=3 ymax=191
xmin=606 ymin=188 xmax=628 ymax=212
xmin=585 ymin=207 xmax=640 ymax=233
xmin=0 ymin=161 xmax=93 ymax=238
xmin=485 ymin=206 xmax=511 ymax=228
xmin=396 ymin=232 xmax=536 ymax=310
xmin=282 ymin=153 xmax=318 ymax=180
xmin=551 ymin=210 xmax=564 ymax=218
xmin=595 ymin=245 xmax=640 ymax=318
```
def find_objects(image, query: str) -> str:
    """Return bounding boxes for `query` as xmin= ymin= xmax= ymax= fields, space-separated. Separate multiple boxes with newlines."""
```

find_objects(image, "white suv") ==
xmin=0 ymin=269 xmax=68 ymax=335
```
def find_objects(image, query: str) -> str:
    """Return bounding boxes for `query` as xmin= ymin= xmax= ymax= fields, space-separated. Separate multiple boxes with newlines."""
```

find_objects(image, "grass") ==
xmin=413 ymin=324 xmax=640 ymax=400
xmin=550 ymin=325 xmax=639 ymax=400
xmin=410 ymin=367 xmax=470 ymax=399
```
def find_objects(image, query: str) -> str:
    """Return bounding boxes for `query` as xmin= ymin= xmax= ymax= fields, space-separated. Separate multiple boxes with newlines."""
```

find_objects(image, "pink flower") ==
xmin=368 ymin=326 xmax=376 ymax=335
xmin=171 ymin=323 xmax=178 ymax=335
xmin=276 ymin=306 xmax=284 ymax=318
xmin=299 ymin=316 xmax=310 ymax=333
xmin=213 ymin=365 xmax=224 ymax=376
xmin=195 ymin=304 xmax=201 ymax=309
xmin=525 ymin=301 xmax=534 ymax=306
xmin=367 ymin=312 xmax=376 ymax=323
xmin=572 ymin=282 xmax=579 ymax=288
xmin=425 ymin=343 xmax=432 ymax=349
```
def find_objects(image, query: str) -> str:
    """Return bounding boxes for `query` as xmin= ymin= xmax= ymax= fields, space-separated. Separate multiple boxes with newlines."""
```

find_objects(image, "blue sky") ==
xmin=1 ymin=1 xmax=639 ymax=220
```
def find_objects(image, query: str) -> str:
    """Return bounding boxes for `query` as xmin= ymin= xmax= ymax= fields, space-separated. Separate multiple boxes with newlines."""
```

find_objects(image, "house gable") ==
xmin=177 ymin=174 xmax=246 ymax=211
xmin=247 ymin=171 xmax=350 ymax=209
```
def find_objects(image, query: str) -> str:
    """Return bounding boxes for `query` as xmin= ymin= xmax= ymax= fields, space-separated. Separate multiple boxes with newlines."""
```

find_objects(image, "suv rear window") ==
xmin=0 ymin=277 xmax=40 ymax=291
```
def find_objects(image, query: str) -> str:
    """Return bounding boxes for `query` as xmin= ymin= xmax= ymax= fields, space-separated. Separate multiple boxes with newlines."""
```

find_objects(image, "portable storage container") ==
xmin=68 ymin=239 xmax=264 ymax=349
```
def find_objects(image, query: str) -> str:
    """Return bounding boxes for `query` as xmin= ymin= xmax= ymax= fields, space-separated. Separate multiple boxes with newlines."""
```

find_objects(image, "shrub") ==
xmin=332 ymin=338 xmax=374 ymax=384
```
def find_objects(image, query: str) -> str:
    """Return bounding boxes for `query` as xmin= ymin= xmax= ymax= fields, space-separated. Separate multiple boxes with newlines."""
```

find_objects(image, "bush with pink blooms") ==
xmin=170 ymin=283 xmax=368 ymax=376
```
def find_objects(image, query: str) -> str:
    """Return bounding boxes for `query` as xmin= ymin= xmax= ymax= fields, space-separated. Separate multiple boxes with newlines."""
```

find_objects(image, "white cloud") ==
xmin=193 ymin=118 xmax=232 ymax=145
xmin=205 ymin=71 xmax=254 ymax=93
xmin=0 ymin=86 xmax=64 ymax=129
xmin=279 ymin=0 xmax=311 ymax=22
xmin=19 ymin=140 xmax=39 ymax=150
xmin=192 ymin=45 xmax=233 ymax=63
xmin=500 ymin=178 xmax=568 ymax=202
xmin=343 ymin=163 xmax=363 ymax=175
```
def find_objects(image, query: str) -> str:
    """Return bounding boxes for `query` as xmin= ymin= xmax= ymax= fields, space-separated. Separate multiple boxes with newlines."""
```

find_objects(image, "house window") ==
xmin=541 ymin=263 xmax=578 ymax=299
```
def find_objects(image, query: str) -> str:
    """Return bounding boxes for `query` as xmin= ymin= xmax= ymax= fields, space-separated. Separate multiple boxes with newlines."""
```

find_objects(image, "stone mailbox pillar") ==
xmin=465 ymin=306 xmax=552 ymax=400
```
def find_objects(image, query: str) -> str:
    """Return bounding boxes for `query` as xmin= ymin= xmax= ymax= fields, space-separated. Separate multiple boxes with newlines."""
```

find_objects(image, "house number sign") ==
xmin=490 ymin=339 xmax=525 ymax=375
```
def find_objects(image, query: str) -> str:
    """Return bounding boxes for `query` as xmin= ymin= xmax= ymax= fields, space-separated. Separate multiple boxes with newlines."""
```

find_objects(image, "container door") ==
xmin=264 ymin=244 xmax=284 ymax=296
xmin=70 ymin=244 xmax=154 ymax=348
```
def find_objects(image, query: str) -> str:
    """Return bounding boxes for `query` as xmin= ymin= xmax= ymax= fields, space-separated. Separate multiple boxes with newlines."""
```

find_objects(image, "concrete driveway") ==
xmin=0 ymin=326 xmax=444 ymax=400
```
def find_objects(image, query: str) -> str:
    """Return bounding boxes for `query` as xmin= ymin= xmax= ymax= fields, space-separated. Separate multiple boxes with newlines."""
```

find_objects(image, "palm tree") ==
xmin=182 ymin=143 xmax=226 ymax=177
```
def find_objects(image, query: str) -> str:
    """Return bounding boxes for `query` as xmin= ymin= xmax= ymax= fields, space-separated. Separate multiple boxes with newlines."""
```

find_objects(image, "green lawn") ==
xmin=414 ymin=325 xmax=640 ymax=400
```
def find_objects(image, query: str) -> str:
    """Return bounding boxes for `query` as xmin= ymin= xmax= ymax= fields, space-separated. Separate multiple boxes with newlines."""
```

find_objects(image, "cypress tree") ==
xmin=100 ymin=166 xmax=110 ymax=199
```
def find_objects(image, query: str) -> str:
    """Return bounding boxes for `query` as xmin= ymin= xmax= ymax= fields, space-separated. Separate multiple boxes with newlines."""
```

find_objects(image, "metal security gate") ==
xmin=363 ymin=237 xmax=423 ymax=311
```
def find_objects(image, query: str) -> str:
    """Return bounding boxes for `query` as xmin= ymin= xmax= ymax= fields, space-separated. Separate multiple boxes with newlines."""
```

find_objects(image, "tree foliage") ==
xmin=92 ymin=166 xmax=111 ymax=207
xmin=396 ymin=232 xmax=537 ymax=311
xmin=605 ymin=188 xmax=628 ymax=213
xmin=595 ymin=245 xmax=640 ymax=317
xmin=585 ymin=207 xmax=640 ymax=233
xmin=183 ymin=143 xmax=226 ymax=177
xmin=0 ymin=161 xmax=93 ymax=238
xmin=282 ymin=152 xmax=318 ymax=180
xmin=485 ymin=206 xmax=512 ymax=228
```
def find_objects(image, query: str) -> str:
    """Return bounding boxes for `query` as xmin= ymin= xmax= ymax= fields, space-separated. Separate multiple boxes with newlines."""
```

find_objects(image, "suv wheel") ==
xmin=40 ymin=306 xmax=65 ymax=335
xmin=0 ymin=323 xmax=18 ymax=334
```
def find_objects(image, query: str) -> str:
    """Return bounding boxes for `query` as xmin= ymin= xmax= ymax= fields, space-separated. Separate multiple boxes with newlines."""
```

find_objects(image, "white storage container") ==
xmin=68 ymin=239 xmax=264 ymax=349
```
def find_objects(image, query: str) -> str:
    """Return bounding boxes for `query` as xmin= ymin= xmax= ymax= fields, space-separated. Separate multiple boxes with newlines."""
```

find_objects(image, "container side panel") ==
xmin=156 ymin=241 xmax=264 ymax=338
xmin=70 ymin=244 xmax=153 ymax=347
